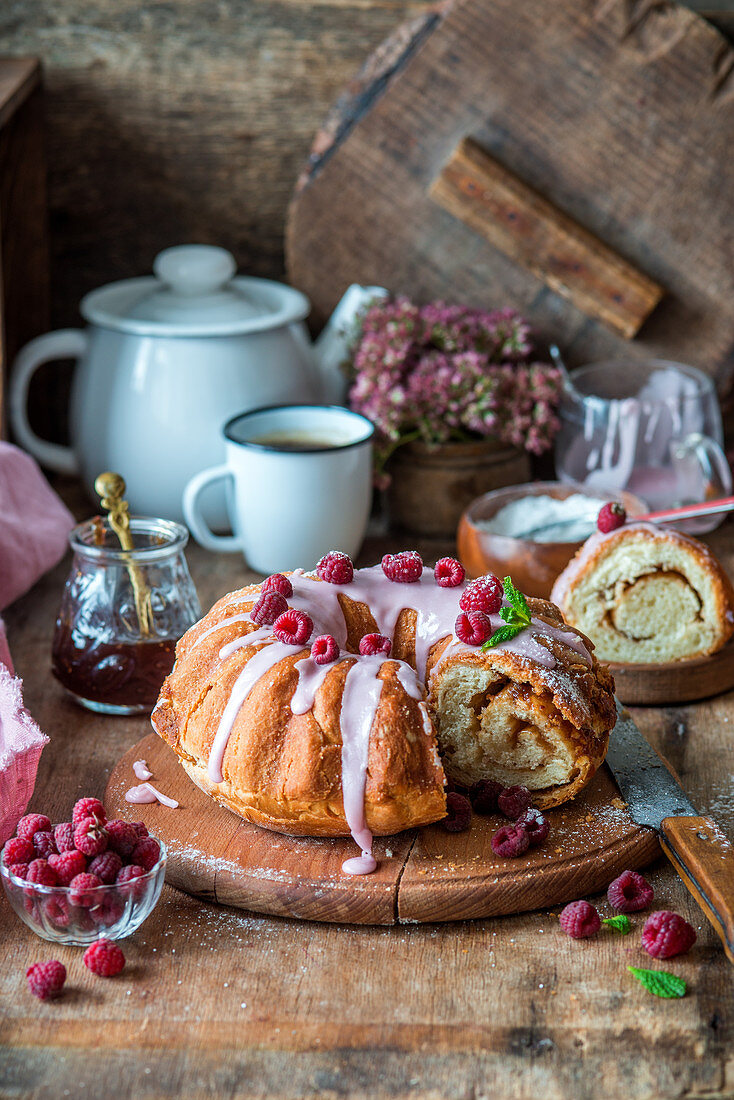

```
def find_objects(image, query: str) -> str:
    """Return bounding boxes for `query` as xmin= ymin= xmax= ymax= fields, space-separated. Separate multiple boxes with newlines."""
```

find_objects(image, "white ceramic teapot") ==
xmin=10 ymin=245 xmax=385 ymax=527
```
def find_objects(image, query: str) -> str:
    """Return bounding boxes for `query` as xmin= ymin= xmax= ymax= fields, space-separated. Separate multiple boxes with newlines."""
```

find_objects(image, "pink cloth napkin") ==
xmin=0 ymin=443 xmax=73 ymax=842
xmin=0 ymin=440 xmax=74 ymax=610
xmin=0 ymin=626 xmax=48 ymax=844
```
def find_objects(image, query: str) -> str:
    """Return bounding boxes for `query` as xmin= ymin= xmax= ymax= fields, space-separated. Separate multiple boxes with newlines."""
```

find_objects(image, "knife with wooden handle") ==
xmin=606 ymin=701 xmax=734 ymax=963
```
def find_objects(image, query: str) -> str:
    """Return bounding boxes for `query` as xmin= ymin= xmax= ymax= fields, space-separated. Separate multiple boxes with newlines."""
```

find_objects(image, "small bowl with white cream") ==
xmin=457 ymin=482 xmax=645 ymax=599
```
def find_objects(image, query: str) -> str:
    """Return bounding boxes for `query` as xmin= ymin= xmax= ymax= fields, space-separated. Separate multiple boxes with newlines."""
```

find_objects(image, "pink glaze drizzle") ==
xmin=208 ymin=640 xmax=301 ymax=783
xmin=125 ymin=781 xmax=179 ymax=808
xmin=338 ymin=654 xmax=387 ymax=868
xmin=133 ymin=759 xmax=153 ymax=781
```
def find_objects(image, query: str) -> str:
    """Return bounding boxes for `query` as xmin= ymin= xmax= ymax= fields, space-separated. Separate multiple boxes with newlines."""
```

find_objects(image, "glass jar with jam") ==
xmin=52 ymin=517 xmax=201 ymax=714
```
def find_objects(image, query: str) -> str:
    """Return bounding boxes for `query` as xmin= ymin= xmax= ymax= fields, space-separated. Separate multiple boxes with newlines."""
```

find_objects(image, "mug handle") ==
xmin=9 ymin=330 xmax=87 ymax=475
xmin=183 ymin=465 xmax=243 ymax=553
xmin=673 ymin=432 xmax=733 ymax=498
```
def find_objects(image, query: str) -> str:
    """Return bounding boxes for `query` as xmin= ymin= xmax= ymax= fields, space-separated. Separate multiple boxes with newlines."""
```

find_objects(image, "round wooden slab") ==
xmin=609 ymin=640 xmax=734 ymax=706
xmin=106 ymin=733 xmax=660 ymax=925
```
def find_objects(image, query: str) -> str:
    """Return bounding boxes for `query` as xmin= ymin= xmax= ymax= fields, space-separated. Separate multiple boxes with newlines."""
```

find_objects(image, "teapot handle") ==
xmin=9 ymin=330 xmax=87 ymax=475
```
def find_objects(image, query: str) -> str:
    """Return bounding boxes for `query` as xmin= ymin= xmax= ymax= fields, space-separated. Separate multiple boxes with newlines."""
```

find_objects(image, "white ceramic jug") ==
xmin=10 ymin=245 xmax=385 ymax=527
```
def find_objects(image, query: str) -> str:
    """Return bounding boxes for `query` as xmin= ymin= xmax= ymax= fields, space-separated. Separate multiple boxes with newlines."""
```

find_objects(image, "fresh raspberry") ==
xmin=641 ymin=910 xmax=696 ymax=959
xmin=92 ymin=894 xmax=125 ymax=927
xmin=443 ymin=792 xmax=472 ymax=832
xmin=597 ymin=502 xmax=626 ymax=533
xmin=25 ymin=859 xmax=58 ymax=886
xmin=6 ymin=863 xmax=29 ymax=879
xmin=53 ymin=822 xmax=75 ymax=853
xmin=130 ymin=822 xmax=149 ymax=838
xmin=88 ymin=851 xmax=123 ymax=884
xmin=469 ymin=779 xmax=503 ymax=814
xmin=26 ymin=960 xmax=66 ymax=1001
xmin=16 ymin=813 xmax=52 ymax=839
xmin=454 ymin=611 xmax=492 ymax=646
xmin=359 ymin=633 xmax=392 ymax=657
xmin=116 ymin=864 xmax=147 ymax=898
xmin=250 ymin=591 xmax=288 ymax=626
xmin=311 ymin=634 xmax=339 ymax=665
xmin=459 ymin=575 xmax=503 ymax=615
xmin=33 ymin=831 xmax=57 ymax=859
xmin=498 ymin=785 xmax=532 ymax=820
xmin=433 ymin=557 xmax=465 ymax=588
xmin=74 ymin=819 xmax=108 ymax=858
xmin=131 ymin=836 xmax=160 ymax=872
xmin=42 ymin=894 xmax=71 ymax=927
xmin=69 ymin=872 xmax=103 ymax=907
xmin=516 ymin=807 xmax=549 ymax=847
xmin=381 ymin=551 xmax=423 ymax=583
xmin=83 ymin=939 xmax=125 ymax=977
xmin=607 ymin=869 xmax=654 ymax=913
xmin=48 ymin=850 xmax=87 ymax=886
xmin=317 ymin=551 xmax=354 ymax=585
xmin=273 ymin=609 xmax=313 ymax=646
xmin=106 ymin=820 xmax=139 ymax=859
xmin=560 ymin=900 xmax=601 ymax=939
xmin=261 ymin=573 xmax=293 ymax=599
xmin=491 ymin=823 xmax=530 ymax=858
xmin=2 ymin=836 xmax=34 ymax=865
xmin=72 ymin=797 xmax=107 ymax=828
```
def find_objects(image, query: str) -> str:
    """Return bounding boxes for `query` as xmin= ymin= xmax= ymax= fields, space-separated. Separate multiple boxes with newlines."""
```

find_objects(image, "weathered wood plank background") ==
xmin=0 ymin=0 xmax=432 ymax=330
xmin=0 ymin=0 xmax=732 ymax=331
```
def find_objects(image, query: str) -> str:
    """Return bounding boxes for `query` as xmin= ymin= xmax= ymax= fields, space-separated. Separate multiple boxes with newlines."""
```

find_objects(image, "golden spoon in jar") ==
xmin=94 ymin=471 xmax=152 ymax=636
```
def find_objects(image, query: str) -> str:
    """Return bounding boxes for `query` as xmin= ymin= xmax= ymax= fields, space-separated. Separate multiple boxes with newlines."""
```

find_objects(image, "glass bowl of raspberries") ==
xmin=0 ymin=797 xmax=167 ymax=945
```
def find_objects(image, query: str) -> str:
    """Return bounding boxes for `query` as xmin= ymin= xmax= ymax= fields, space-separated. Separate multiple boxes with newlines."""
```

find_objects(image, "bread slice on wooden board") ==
xmin=551 ymin=524 xmax=734 ymax=664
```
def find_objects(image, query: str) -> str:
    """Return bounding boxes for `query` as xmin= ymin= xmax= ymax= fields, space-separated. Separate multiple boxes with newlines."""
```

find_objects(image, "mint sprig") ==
xmin=482 ymin=576 xmax=531 ymax=650
xmin=603 ymin=914 xmax=631 ymax=935
xmin=628 ymin=966 xmax=687 ymax=998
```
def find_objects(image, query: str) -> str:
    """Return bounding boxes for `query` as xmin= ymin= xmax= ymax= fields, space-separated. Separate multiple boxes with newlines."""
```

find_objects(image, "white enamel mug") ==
xmin=183 ymin=405 xmax=375 ymax=573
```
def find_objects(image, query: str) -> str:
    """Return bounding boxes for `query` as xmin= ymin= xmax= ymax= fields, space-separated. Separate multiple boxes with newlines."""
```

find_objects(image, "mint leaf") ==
xmin=482 ymin=624 xmax=524 ymax=650
xmin=499 ymin=606 xmax=516 ymax=625
xmin=628 ymin=967 xmax=686 ymax=998
xmin=502 ymin=577 xmax=530 ymax=624
xmin=603 ymin=914 xmax=631 ymax=935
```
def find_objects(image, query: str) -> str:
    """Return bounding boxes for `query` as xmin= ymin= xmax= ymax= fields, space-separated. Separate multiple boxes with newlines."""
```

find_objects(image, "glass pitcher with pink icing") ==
xmin=555 ymin=359 xmax=731 ymax=529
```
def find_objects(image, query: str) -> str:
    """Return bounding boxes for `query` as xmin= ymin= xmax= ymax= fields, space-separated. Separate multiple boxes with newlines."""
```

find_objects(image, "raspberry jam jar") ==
xmin=52 ymin=517 xmax=200 ymax=715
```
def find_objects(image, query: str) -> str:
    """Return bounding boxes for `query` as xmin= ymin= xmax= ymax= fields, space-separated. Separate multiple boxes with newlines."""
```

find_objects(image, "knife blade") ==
xmin=606 ymin=701 xmax=734 ymax=964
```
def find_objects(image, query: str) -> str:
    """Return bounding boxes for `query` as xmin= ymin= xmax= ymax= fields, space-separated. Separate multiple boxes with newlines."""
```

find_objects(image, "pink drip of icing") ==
xmin=125 ymin=781 xmax=179 ymax=808
xmin=208 ymin=640 xmax=302 ymax=783
xmin=133 ymin=759 xmax=153 ymax=781
xmin=342 ymin=852 xmax=378 ymax=875
xmin=338 ymin=655 xmax=385 ymax=859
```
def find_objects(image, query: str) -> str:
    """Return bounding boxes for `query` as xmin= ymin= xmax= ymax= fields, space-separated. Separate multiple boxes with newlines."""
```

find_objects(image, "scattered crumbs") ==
xmin=385 ymin=848 xmax=393 ymax=858
xmin=611 ymin=797 xmax=626 ymax=810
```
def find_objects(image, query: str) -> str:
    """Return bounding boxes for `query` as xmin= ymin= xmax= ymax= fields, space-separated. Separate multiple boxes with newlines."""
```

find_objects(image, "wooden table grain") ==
xmin=1 ymin=518 xmax=733 ymax=1100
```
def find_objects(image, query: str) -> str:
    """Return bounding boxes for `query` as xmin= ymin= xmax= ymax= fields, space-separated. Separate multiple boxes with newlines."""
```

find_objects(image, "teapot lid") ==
xmin=80 ymin=245 xmax=310 ymax=336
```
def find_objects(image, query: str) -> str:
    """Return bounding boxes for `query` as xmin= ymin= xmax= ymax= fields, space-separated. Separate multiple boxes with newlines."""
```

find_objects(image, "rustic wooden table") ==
xmin=1 ymin=518 xmax=733 ymax=1100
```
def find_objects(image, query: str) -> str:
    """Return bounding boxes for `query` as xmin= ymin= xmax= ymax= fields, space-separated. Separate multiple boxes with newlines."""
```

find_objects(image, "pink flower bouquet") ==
xmin=346 ymin=297 xmax=563 ymax=478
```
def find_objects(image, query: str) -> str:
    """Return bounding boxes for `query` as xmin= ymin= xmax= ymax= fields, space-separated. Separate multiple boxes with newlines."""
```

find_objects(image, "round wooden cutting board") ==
xmin=106 ymin=733 xmax=660 ymax=925
xmin=610 ymin=639 xmax=734 ymax=706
